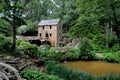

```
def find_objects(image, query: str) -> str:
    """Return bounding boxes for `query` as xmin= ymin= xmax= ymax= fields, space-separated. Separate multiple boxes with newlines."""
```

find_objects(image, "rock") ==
xmin=96 ymin=53 xmax=103 ymax=58
xmin=4 ymin=56 xmax=13 ymax=60
xmin=67 ymin=38 xmax=81 ymax=49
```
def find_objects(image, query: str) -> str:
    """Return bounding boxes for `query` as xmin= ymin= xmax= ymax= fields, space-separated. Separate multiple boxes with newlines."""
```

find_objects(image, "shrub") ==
xmin=0 ymin=34 xmax=12 ymax=53
xmin=17 ymin=20 xmax=37 ymax=36
xmin=16 ymin=40 xmax=38 ymax=58
xmin=108 ymin=35 xmax=118 ymax=47
xmin=92 ymin=34 xmax=106 ymax=48
xmin=102 ymin=53 xmax=119 ymax=62
xmin=0 ymin=19 xmax=12 ymax=36
xmin=115 ymin=51 xmax=120 ymax=62
xmin=66 ymin=47 xmax=79 ymax=60
xmin=78 ymin=38 xmax=96 ymax=60
xmin=111 ymin=43 xmax=120 ymax=52
xmin=38 ymin=48 xmax=63 ymax=61
xmin=21 ymin=70 xmax=62 ymax=80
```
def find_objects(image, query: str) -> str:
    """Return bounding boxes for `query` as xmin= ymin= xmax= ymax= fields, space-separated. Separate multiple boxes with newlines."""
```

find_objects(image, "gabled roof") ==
xmin=38 ymin=19 xmax=60 ymax=26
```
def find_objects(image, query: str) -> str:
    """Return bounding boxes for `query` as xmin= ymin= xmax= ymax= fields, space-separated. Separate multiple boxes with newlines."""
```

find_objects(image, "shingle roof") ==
xmin=38 ymin=19 xmax=60 ymax=26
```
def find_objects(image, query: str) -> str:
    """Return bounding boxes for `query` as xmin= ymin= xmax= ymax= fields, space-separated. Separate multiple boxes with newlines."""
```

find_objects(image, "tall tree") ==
xmin=69 ymin=0 xmax=120 ymax=41
xmin=53 ymin=0 xmax=78 ymax=32
xmin=24 ymin=0 xmax=55 ymax=21
xmin=0 ymin=0 xmax=30 ymax=50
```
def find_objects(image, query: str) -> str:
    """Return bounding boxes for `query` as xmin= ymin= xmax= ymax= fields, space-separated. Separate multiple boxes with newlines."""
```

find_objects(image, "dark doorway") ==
xmin=29 ymin=40 xmax=41 ymax=46
xmin=42 ymin=40 xmax=51 ymax=46
xmin=46 ymin=33 xmax=49 ymax=39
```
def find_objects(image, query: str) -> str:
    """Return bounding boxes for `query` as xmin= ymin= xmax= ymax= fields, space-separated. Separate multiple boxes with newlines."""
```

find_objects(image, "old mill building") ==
xmin=16 ymin=19 xmax=71 ymax=47
xmin=38 ymin=19 xmax=62 ymax=46
xmin=17 ymin=19 xmax=63 ymax=46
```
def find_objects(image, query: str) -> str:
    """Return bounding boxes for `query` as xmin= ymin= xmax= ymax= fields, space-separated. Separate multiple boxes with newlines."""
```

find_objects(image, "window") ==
xmin=43 ymin=26 xmax=44 ymax=29
xmin=46 ymin=33 xmax=49 ymax=38
xmin=50 ymin=33 xmax=52 ymax=37
xmin=40 ymin=33 xmax=41 ymax=37
xmin=50 ymin=25 xmax=52 ymax=29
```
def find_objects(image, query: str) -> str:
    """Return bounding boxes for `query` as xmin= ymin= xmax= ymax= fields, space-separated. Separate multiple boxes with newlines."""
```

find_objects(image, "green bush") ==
xmin=21 ymin=70 xmax=62 ymax=80
xmin=0 ymin=34 xmax=12 ymax=53
xmin=115 ymin=51 xmax=120 ymax=62
xmin=0 ymin=19 xmax=12 ymax=36
xmin=16 ymin=40 xmax=38 ymax=58
xmin=78 ymin=38 xmax=96 ymax=60
xmin=92 ymin=34 xmax=106 ymax=48
xmin=102 ymin=53 xmax=119 ymax=62
xmin=111 ymin=43 xmax=120 ymax=52
xmin=66 ymin=47 xmax=79 ymax=60
xmin=17 ymin=20 xmax=37 ymax=36
xmin=108 ymin=35 xmax=118 ymax=47
xmin=38 ymin=48 xmax=63 ymax=61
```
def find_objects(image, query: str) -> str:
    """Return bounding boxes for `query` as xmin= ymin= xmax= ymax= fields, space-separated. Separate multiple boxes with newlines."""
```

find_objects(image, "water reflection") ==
xmin=63 ymin=61 xmax=120 ymax=75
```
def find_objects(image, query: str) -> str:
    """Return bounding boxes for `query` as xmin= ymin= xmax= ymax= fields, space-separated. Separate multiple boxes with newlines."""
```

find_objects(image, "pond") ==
xmin=62 ymin=61 xmax=120 ymax=75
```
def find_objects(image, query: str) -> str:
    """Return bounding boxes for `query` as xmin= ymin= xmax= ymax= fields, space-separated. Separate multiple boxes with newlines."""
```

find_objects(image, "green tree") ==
xmin=0 ymin=19 xmax=12 ymax=36
xmin=53 ymin=0 xmax=78 ymax=32
xmin=17 ymin=20 xmax=37 ymax=36
xmin=24 ymin=0 xmax=56 ymax=21
xmin=69 ymin=0 xmax=120 ymax=42
xmin=0 ymin=0 xmax=30 ymax=50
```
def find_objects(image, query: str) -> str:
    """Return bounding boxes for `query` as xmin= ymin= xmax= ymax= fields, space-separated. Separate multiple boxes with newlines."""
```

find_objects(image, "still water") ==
xmin=63 ymin=61 xmax=120 ymax=75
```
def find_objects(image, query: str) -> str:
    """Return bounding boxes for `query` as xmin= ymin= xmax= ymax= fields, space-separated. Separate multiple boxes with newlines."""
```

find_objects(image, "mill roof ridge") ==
xmin=38 ymin=19 xmax=60 ymax=26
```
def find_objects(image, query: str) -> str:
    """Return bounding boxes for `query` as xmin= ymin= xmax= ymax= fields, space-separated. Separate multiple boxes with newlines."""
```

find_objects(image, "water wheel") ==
xmin=0 ymin=62 xmax=22 ymax=80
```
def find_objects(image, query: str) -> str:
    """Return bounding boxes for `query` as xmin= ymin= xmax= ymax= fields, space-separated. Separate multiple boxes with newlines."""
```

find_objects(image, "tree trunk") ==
xmin=12 ymin=19 xmax=16 ymax=50
xmin=12 ymin=9 xmax=16 ymax=50
xmin=105 ymin=23 xmax=109 ymax=47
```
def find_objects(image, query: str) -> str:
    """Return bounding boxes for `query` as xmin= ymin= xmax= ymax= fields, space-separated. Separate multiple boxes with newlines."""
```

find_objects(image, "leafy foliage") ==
xmin=92 ymin=34 xmax=106 ymax=48
xmin=17 ymin=20 xmax=37 ymax=36
xmin=69 ymin=0 xmax=120 ymax=42
xmin=111 ymin=43 xmax=120 ymax=52
xmin=24 ymin=0 xmax=56 ymax=21
xmin=0 ymin=0 xmax=30 ymax=49
xmin=102 ymin=53 xmax=119 ymax=63
xmin=66 ymin=47 xmax=79 ymax=60
xmin=115 ymin=51 xmax=120 ymax=62
xmin=21 ymin=70 xmax=62 ymax=80
xmin=0 ymin=34 xmax=12 ymax=53
xmin=16 ymin=40 xmax=38 ymax=58
xmin=0 ymin=19 xmax=12 ymax=36
xmin=78 ymin=38 xmax=96 ymax=60
xmin=38 ymin=48 xmax=63 ymax=61
xmin=108 ymin=35 xmax=118 ymax=47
